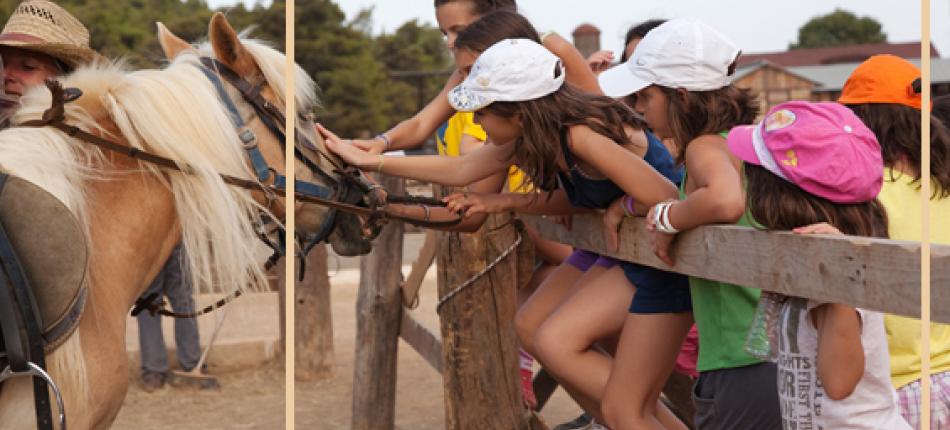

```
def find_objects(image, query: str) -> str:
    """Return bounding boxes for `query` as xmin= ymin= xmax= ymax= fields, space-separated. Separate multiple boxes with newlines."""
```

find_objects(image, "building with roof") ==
xmin=731 ymin=42 xmax=945 ymax=113
xmin=736 ymin=42 xmax=938 ymax=68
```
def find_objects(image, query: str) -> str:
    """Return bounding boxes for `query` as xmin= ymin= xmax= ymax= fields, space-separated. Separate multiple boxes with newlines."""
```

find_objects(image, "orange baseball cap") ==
xmin=838 ymin=54 xmax=922 ymax=109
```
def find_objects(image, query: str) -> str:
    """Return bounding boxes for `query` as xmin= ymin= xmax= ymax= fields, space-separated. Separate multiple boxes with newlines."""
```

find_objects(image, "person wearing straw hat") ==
xmin=0 ymin=0 xmax=99 ymax=118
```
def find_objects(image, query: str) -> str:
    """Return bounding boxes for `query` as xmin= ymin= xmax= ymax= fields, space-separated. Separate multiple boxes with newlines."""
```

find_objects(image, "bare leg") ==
xmin=515 ymin=263 xmax=607 ymax=356
xmin=603 ymin=313 xmax=693 ymax=430
xmin=531 ymin=266 xmax=631 ymax=422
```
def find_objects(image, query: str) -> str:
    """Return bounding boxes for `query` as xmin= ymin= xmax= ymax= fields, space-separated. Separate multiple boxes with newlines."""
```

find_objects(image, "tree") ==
xmin=374 ymin=20 xmax=452 ymax=122
xmin=791 ymin=9 xmax=887 ymax=49
xmin=294 ymin=1 xmax=450 ymax=137
xmin=295 ymin=0 xmax=392 ymax=136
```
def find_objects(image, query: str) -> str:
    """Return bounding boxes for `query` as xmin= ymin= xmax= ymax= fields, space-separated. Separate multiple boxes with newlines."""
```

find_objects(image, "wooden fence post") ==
xmin=436 ymin=211 xmax=544 ymax=430
xmin=351 ymin=176 xmax=405 ymax=430
xmin=295 ymin=244 xmax=334 ymax=381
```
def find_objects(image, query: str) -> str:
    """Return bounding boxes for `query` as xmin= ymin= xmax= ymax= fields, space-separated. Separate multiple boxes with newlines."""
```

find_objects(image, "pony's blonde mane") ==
xmin=2 ymin=41 xmax=280 ymax=296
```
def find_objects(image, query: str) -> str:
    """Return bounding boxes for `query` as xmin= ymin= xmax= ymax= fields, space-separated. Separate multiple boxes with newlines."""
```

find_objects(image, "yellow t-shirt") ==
xmin=436 ymin=112 xmax=532 ymax=193
xmin=877 ymin=167 xmax=950 ymax=388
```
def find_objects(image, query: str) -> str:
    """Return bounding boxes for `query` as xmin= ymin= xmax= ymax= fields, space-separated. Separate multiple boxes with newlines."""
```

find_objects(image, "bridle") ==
xmin=17 ymin=58 xmax=461 ymax=300
xmin=2 ymin=57 xmax=460 ymax=430
xmin=193 ymin=56 xmax=460 ymax=259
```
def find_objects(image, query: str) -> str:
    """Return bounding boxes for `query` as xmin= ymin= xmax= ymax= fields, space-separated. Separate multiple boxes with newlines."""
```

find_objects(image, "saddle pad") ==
xmin=0 ymin=175 xmax=88 ymax=345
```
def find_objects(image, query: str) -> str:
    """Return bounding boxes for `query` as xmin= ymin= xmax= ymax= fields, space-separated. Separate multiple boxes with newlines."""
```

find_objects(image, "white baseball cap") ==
xmin=598 ymin=18 xmax=740 ymax=98
xmin=448 ymin=38 xmax=565 ymax=112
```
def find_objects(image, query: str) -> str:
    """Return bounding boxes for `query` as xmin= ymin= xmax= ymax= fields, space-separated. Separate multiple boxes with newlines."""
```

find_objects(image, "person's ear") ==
xmin=675 ymin=88 xmax=690 ymax=106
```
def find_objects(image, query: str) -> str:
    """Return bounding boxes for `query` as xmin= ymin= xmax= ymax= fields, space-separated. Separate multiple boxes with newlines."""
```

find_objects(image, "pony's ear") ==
xmin=156 ymin=22 xmax=194 ymax=60
xmin=209 ymin=12 xmax=258 ymax=76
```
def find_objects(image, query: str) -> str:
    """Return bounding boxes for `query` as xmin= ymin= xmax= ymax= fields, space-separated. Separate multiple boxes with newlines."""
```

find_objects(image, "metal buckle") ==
xmin=0 ymin=362 xmax=67 ymax=430
xmin=238 ymin=128 xmax=257 ymax=149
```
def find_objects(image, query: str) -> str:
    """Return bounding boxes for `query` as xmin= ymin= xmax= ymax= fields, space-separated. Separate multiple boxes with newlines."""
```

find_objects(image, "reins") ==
xmin=21 ymin=78 xmax=460 ymax=320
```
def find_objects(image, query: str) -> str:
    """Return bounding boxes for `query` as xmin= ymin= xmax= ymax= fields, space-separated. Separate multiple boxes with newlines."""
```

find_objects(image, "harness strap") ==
xmin=0 ymin=174 xmax=55 ymax=430
xmin=195 ymin=59 xmax=342 ymax=249
xmin=196 ymin=64 xmax=272 ymax=182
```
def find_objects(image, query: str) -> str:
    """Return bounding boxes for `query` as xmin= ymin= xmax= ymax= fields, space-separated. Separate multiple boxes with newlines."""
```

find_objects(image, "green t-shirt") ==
xmin=681 ymin=169 xmax=763 ymax=373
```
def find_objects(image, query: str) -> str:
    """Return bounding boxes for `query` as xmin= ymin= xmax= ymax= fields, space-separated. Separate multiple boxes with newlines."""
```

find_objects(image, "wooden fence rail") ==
xmin=525 ymin=214 xmax=950 ymax=323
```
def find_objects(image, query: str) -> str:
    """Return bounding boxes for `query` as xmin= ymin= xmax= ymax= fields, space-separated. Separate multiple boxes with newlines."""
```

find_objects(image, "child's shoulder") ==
xmin=684 ymin=133 xmax=730 ymax=158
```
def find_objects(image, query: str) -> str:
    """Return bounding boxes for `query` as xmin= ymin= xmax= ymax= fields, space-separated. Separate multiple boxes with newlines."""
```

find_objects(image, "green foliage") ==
xmin=295 ymin=0 xmax=451 ymax=137
xmin=791 ymin=9 xmax=887 ymax=49
xmin=0 ymin=0 xmax=283 ymax=68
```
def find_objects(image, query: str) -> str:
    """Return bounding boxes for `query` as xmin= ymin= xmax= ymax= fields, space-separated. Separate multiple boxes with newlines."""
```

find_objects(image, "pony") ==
xmin=0 ymin=13 xmax=367 ymax=429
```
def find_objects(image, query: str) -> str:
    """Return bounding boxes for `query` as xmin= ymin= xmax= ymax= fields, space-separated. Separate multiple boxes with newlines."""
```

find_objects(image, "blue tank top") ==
xmin=557 ymin=128 xmax=682 ymax=209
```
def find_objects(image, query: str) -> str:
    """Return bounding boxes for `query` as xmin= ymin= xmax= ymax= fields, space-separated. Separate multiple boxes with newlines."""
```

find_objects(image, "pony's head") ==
xmin=157 ymin=13 xmax=372 ymax=257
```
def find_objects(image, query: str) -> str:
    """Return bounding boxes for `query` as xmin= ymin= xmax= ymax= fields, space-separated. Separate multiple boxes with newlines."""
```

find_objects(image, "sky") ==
xmin=331 ymin=1 xmax=945 ymax=59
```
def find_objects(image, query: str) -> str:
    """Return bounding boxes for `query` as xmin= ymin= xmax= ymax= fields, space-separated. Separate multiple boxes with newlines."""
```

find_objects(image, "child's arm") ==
xmin=347 ymin=71 xmax=462 ymax=154
xmin=542 ymin=33 xmax=603 ymax=95
xmin=319 ymin=123 xmax=512 ymax=186
xmin=794 ymin=222 xmax=866 ymax=401
xmin=443 ymin=188 xmax=589 ymax=216
xmin=648 ymin=136 xmax=745 ymax=265
xmin=665 ymin=136 xmax=745 ymax=229
xmin=567 ymin=125 xmax=679 ymax=206
xmin=384 ymin=170 xmax=508 ymax=233
xmin=812 ymin=303 xmax=865 ymax=400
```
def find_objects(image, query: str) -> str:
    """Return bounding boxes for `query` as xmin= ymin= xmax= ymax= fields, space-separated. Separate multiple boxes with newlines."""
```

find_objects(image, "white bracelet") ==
xmin=656 ymin=202 xmax=679 ymax=234
xmin=652 ymin=202 xmax=665 ymax=229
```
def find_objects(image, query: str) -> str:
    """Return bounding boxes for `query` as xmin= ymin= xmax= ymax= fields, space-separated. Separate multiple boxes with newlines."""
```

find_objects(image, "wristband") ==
xmin=376 ymin=133 xmax=392 ymax=151
xmin=376 ymin=154 xmax=386 ymax=173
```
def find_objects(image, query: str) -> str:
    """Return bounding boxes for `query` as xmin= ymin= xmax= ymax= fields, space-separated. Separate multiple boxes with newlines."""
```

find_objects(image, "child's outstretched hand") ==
xmin=587 ymin=50 xmax=615 ymax=74
xmin=603 ymin=197 xmax=626 ymax=251
xmin=792 ymin=223 xmax=843 ymax=236
xmin=315 ymin=123 xmax=378 ymax=170
xmin=443 ymin=191 xmax=509 ymax=217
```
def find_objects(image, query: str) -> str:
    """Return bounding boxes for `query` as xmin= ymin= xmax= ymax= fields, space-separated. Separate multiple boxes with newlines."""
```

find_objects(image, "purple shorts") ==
xmin=564 ymin=249 xmax=618 ymax=271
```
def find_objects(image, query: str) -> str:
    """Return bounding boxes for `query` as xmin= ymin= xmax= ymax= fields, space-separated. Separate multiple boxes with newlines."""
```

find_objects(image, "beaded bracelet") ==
xmin=376 ymin=133 xmax=392 ymax=151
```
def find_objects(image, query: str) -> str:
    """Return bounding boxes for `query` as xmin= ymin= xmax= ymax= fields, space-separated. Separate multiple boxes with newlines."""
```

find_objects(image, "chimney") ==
xmin=572 ymin=23 xmax=601 ymax=59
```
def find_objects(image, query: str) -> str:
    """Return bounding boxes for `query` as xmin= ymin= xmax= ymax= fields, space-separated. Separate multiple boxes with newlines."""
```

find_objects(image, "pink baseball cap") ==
xmin=727 ymin=101 xmax=883 ymax=204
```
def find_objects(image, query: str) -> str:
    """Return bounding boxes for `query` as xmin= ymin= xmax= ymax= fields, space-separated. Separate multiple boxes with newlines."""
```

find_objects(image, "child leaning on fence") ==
xmin=838 ymin=54 xmax=950 ymax=430
xmin=597 ymin=18 xmax=778 ymax=430
xmin=732 ymin=101 xmax=911 ymax=429
xmin=321 ymin=37 xmax=687 ymax=428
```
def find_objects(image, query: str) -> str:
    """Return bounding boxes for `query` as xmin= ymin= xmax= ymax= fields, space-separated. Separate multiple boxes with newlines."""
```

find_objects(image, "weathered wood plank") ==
xmin=295 ymin=245 xmax=333 ymax=381
xmin=352 ymin=176 xmax=405 ymax=430
xmin=525 ymin=215 xmax=950 ymax=323
xmin=400 ymin=230 xmax=438 ymax=308
xmin=437 ymin=212 xmax=544 ymax=430
xmin=399 ymin=312 xmax=443 ymax=373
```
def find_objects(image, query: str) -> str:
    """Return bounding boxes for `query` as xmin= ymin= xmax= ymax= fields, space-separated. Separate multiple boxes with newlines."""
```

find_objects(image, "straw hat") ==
xmin=0 ymin=0 xmax=100 ymax=69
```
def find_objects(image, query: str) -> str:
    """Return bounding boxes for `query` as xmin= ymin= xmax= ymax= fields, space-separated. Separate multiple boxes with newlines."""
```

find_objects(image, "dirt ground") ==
xmin=115 ymin=233 xmax=582 ymax=429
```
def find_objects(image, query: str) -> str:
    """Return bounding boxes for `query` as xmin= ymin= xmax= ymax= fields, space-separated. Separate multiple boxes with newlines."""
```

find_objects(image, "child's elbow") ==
xmin=712 ymin=197 xmax=745 ymax=224
xmin=823 ymin=378 xmax=859 ymax=401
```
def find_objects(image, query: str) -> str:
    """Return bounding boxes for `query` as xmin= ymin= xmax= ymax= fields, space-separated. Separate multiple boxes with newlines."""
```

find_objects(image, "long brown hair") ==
xmin=484 ymin=84 xmax=647 ymax=191
xmin=433 ymin=0 xmax=516 ymax=15
xmin=454 ymin=10 xmax=540 ymax=52
xmin=745 ymin=164 xmax=889 ymax=238
xmin=847 ymin=102 xmax=950 ymax=199
xmin=659 ymin=85 xmax=758 ymax=163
